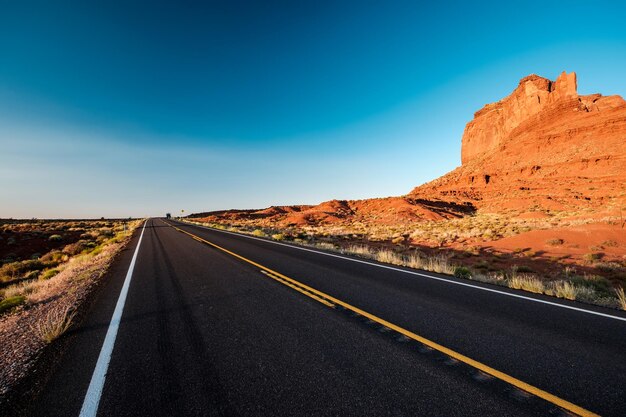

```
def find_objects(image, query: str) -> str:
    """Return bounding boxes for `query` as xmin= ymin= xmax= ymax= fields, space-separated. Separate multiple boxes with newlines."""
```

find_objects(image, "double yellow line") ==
xmin=165 ymin=221 xmax=599 ymax=417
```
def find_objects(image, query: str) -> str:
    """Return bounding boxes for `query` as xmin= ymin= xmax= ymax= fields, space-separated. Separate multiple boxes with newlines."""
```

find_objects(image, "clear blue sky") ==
xmin=1 ymin=0 xmax=625 ymax=218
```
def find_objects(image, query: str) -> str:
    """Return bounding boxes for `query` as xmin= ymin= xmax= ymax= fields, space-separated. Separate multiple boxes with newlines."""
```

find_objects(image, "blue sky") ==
xmin=1 ymin=1 xmax=626 ymax=218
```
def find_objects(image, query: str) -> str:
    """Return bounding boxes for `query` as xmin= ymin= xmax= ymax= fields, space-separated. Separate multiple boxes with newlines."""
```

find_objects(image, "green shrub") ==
xmin=570 ymin=275 xmax=612 ymax=297
xmin=48 ymin=234 xmax=63 ymax=242
xmin=583 ymin=253 xmax=602 ymax=263
xmin=454 ymin=266 xmax=471 ymax=279
xmin=0 ymin=259 xmax=45 ymax=282
xmin=252 ymin=229 xmax=265 ymax=237
xmin=271 ymin=233 xmax=285 ymax=241
xmin=40 ymin=269 xmax=60 ymax=280
xmin=0 ymin=295 xmax=25 ymax=314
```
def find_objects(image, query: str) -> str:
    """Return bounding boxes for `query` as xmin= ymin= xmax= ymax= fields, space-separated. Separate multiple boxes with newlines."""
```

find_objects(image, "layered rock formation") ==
xmin=412 ymin=71 xmax=626 ymax=211
xmin=195 ymin=71 xmax=626 ymax=225
xmin=461 ymin=72 xmax=578 ymax=164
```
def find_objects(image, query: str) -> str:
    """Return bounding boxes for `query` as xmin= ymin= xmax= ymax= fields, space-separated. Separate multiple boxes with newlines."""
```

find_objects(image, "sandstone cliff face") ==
xmin=461 ymin=72 xmax=579 ymax=164
xmin=413 ymin=71 xmax=626 ymax=211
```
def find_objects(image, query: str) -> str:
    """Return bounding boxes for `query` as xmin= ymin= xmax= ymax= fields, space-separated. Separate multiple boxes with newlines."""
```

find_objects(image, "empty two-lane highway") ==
xmin=26 ymin=219 xmax=626 ymax=416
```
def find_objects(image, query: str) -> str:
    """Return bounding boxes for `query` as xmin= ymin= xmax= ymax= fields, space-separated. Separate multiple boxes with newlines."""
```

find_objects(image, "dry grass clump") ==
xmin=551 ymin=281 xmax=577 ymax=300
xmin=315 ymin=242 xmax=336 ymax=251
xmin=2 ymin=281 xmax=35 ymax=299
xmin=33 ymin=305 xmax=76 ymax=343
xmin=375 ymin=250 xmax=405 ymax=265
xmin=508 ymin=274 xmax=545 ymax=294
xmin=343 ymin=245 xmax=374 ymax=257
xmin=426 ymin=255 xmax=455 ymax=275
xmin=405 ymin=253 xmax=426 ymax=270
xmin=616 ymin=287 xmax=626 ymax=310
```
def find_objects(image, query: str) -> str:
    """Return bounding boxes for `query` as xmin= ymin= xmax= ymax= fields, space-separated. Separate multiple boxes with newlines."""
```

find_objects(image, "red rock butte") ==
xmin=411 ymin=71 xmax=626 ymax=212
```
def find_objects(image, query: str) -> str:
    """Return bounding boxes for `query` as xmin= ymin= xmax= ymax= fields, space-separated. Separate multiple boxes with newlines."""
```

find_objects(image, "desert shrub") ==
xmin=41 ymin=250 xmax=65 ymax=265
xmin=48 ymin=234 xmax=63 ymax=242
xmin=0 ymin=295 xmax=25 ymax=314
xmin=98 ymin=228 xmax=115 ymax=238
xmin=6 ymin=237 xmax=16 ymax=245
xmin=454 ymin=266 xmax=471 ymax=279
xmin=93 ymin=242 xmax=108 ymax=255
xmin=570 ymin=275 xmax=612 ymax=297
xmin=515 ymin=265 xmax=534 ymax=273
xmin=0 ymin=260 xmax=45 ymax=282
xmin=2 ymin=282 xmax=34 ymax=298
xmin=63 ymin=242 xmax=87 ymax=256
xmin=271 ymin=234 xmax=285 ymax=241
xmin=40 ymin=269 xmax=60 ymax=280
xmin=251 ymin=229 xmax=265 ymax=237
xmin=583 ymin=253 xmax=602 ymax=263
xmin=1 ymin=263 xmax=20 ymax=281
xmin=546 ymin=238 xmax=564 ymax=246
xmin=573 ymin=286 xmax=599 ymax=303
xmin=391 ymin=236 xmax=404 ymax=245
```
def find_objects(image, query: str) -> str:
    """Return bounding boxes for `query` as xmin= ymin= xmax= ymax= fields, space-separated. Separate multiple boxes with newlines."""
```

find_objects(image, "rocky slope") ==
xmin=410 ymin=71 xmax=626 ymax=212
xmin=194 ymin=197 xmax=474 ymax=227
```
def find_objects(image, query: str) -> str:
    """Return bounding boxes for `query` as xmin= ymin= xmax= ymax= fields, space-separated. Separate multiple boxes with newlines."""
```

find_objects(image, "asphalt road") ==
xmin=24 ymin=218 xmax=626 ymax=416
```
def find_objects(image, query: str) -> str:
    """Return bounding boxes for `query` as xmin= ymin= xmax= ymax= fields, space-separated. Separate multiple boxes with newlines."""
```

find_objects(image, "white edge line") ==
xmin=79 ymin=219 xmax=148 ymax=417
xmin=178 ymin=220 xmax=626 ymax=323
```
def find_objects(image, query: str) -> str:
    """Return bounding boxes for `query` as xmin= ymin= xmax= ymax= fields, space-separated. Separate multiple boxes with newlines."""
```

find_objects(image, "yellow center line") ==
xmin=261 ymin=270 xmax=336 ymax=307
xmin=163 ymin=220 xmax=600 ymax=417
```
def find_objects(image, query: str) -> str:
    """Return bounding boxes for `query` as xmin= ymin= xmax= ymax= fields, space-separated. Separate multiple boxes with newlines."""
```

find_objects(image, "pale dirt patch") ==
xmin=483 ymin=223 xmax=626 ymax=263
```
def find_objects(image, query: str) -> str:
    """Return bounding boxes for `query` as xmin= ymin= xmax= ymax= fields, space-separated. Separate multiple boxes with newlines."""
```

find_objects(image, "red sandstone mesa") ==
xmin=411 ymin=71 xmax=626 ymax=212
xmin=198 ymin=72 xmax=626 ymax=223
